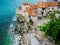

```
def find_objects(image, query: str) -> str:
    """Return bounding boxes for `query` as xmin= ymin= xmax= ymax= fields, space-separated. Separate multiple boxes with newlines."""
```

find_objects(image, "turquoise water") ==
xmin=0 ymin=0 xmax=56 ymax=45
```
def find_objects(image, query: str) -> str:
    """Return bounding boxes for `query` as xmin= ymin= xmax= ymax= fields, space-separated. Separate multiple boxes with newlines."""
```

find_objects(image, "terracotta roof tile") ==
xmin=48 ymin=2 xmax=58 ymax=7
xmin=19 ymin=6 xmax=22 ymax=10
xmin=30 ymin=5 xmax=38 ymax=9
xmin=23 ymin=2 xmax=29 ymax=6
xmin=31 ymin=13 xmax=37 ymax=17
xmin=26 ymin=7 xmax=33 ymax=14
xmin=37 ymin=2 xmax=48 ymax=8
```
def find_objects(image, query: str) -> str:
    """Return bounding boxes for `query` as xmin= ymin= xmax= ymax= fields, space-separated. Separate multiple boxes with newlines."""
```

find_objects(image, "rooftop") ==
xmin=19 ymin=6 xmax=22 ymax=10
xmin=30 ymin=5 xmax=38 ymax=9
xmin=23 ymin=2 xmax=29 ymax=6
xmin=37 ymin=2 xmax=48 ymax=8
xmin=18 ymin=2 xmax=58 ymax=17
xmin=26 ymin=7 xmax=33 ymax=14
xmin=48 ymin=2 xmax=58 ymax=7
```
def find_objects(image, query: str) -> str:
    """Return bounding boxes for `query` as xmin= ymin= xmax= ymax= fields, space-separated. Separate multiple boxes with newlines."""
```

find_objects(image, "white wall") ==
xmin=31 ymin=16 xmax=37 ymax=24
xmin=25 ymin=12 xmax=29 ymax=22
xmin=43 ymin=10 xmax=47 ymax=16
xmin=37 ymin=8 xmax=48 ymax=16
xmin=16 ymin=9 xmax=22 ymax=15
xmin=55 ymin=13 xmax=60 ymax=18
xmin=22 ymin=12 xmax=29 ymax=22
xmin=22 ymin=5 xmax=29 ymax=12
xmin=37 ymin=8 xmax=42 ymax=12
xmin=16 ymin=5 xmax=30 ymax=23
xmin=48 ymin=6 xmax=58 ymax=11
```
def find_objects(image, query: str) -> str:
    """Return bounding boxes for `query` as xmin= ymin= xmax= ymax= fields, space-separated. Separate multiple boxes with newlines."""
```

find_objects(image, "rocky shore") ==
xmin=12 ymin=16 xmax=55 ymax=45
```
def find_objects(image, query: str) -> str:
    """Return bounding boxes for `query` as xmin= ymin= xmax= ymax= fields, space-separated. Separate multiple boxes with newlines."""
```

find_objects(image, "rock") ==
xmin=35 ymin=30 xmax=45 ymax=40
xmin=41 ymin=38 xmax=55 ymax=45
xmin=31 ymin=37 xmax=41 ymax=45
xmin=18 ymin=43 xmax=21 ymax=45
xmin=47 ymin=36 xmax=55 ymax=43
xmin=13 ymin=17 xmax=55 ymax=45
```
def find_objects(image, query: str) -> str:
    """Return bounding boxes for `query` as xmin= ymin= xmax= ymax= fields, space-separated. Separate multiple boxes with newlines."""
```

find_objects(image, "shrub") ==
xmin=38 ymin=11 xmax=60 ymax=45
xmin=48 ymin=10 xmax=60 ymax=19
xmin=28 ymin=25 xmax=32 ymax=31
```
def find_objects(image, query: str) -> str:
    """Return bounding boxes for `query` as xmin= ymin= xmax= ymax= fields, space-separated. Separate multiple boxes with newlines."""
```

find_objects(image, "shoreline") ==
xmin=12 ymin=16 xmax=55 ymax=45
xmin=8 ymin=16 xmax=20 ymax=45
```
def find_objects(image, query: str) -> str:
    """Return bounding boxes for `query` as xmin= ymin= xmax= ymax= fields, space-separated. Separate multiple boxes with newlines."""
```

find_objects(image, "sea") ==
xmin=0 ymin=0 xmax=56 ymax=45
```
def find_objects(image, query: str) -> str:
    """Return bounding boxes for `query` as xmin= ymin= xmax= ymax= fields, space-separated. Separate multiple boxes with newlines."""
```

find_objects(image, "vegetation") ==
xmin=38 ymin=10 xmax=60 ymax=45
xmin=16 ymin=14 xmax=25 ymax=24
xmin=29 ymin=19 xmax=34 ymax=25
xmin=28 ymin=18 xmax=34 ymax=30
xmin=28 ymin=25 xmax=32 ymax=31
xmin=48 ymin=10 xmax=60 ymax=19
xmin=17 ymin=14 xmax=25 ymax=19
xmin=42 ymin=8 xmax=46 ymax=11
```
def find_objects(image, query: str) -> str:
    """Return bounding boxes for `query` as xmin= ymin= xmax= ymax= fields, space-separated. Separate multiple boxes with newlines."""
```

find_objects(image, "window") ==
xmin=48 ymin=8 xmax=50 ymax=9
xmin=35 ymin=8 xmax=37 ymax=9
xmin=24 ymin=11 xmax=25 ymax=13
xmin=52 ymin=8 xmax=54 ymax=10
xmin=42 ymin=8 xmax=46 ymax=11
xmin=26 ymin=7 xmax=28 ymax=9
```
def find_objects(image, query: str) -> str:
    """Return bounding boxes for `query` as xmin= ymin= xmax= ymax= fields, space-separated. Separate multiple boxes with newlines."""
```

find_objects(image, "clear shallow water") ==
xmin=0 ymin=0 xmax=56 ymax=45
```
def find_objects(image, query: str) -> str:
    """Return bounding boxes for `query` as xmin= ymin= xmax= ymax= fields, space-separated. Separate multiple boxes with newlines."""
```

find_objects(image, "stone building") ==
xmin=16 ymin=1 xmax=58 ymax=23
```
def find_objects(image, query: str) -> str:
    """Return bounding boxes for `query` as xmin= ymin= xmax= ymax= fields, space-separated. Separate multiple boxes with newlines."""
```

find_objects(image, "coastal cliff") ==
xmin=12 ymin=13 xmax=55 ymax=45
xmin=12 ymin=2 xmax=59 ymax=45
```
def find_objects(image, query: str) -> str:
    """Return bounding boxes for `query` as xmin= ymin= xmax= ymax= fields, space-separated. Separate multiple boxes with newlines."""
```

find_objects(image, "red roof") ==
xmin=37 ymin=2 xmax=48 ymax=8
xmin=26 ymin=7 xmax=33 ymax=14
xmin=23 ymin=2 xmax=29 ymax=6
xmin=48 ymin=2 xmax=58 ymax=7
xmin=19 ymin=6 xmax=22 ymax=10
xmin=30 ymin=5 xmax=38 ymax=9
xmin=19 ymin=2 xmax=58 ymax=17
xmin=31 ymin=13 xmax=37 ymax=17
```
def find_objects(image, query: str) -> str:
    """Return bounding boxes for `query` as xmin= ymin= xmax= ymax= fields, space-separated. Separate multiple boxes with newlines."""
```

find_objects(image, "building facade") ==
xmin=16 ymin=1 xmax=58 ymax=23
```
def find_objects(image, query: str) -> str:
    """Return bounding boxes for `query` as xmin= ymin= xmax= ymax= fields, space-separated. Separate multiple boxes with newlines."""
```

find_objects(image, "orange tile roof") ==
xmin=22 ymin=2 xmax=58 ymax=17
xmin=26 ymin=7 xmax=33 ymax=14
xmin=37 ymin=2 xmax=48 ymax=8
xmin=19 ymin=6 xmax=22 ymax=10
xmin=48 ymin=2 xmax=58 ymax=7
xmin=30 ymin=5 xmax=38 ymax=9
xmin=23 ymin=2 xmax=29 ymax=6
xmin=31 ymin=13 xmax=37 ymax=17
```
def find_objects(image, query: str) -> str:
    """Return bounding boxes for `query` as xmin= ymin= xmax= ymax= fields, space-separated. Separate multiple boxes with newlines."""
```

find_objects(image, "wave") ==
xmin=8 ymin=24 xmax=21 ymax=45
xmin=12 ymin=16 xmax=17 ymax=21
xmin=8 ymin=16 xmax=20 ymax=45
xmin=8 ymin=15 xmax=17 ymax=35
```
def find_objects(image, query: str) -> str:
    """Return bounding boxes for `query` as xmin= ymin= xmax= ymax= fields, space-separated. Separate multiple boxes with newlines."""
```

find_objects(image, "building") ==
xmin=58 ymin=0 xmax=60 ymax=10
xmin=16 ymin=1 xmax=58 ymax=23
xmin=37 ymin=2 xmax=48 ymax=16
xmin=48 ymin=2 xmax=58 ymax=12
